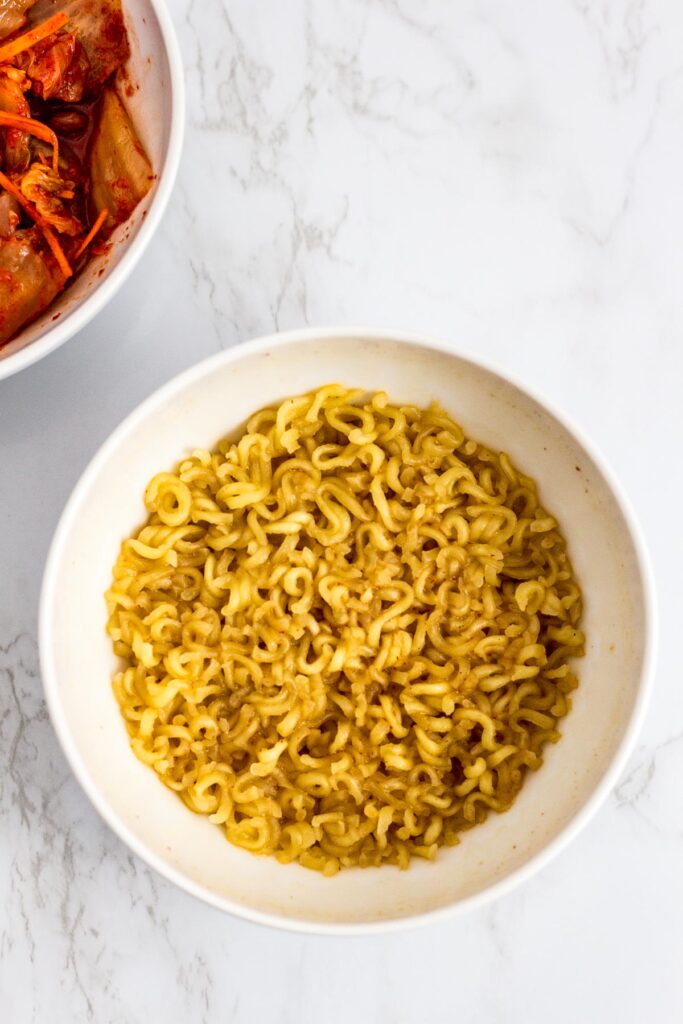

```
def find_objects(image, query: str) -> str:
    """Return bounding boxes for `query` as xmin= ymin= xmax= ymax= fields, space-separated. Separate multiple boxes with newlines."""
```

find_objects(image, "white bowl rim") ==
xmin=39 ymin=326 xmax=658 ymax=935
xmin=0 ymin=0 xmax=186 ymax=383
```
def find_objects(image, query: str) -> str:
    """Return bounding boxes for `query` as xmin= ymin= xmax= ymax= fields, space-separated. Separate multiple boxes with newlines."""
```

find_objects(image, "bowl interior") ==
xmin=42 ymin=333 xmax=650 ymax=929
xmin=0 ymin=0 xmax=175 ymax=368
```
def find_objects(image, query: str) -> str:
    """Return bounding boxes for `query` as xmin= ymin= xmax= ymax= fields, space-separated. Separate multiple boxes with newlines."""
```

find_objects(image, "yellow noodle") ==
xmin=106 ymin=386 xmax=584 ymax=874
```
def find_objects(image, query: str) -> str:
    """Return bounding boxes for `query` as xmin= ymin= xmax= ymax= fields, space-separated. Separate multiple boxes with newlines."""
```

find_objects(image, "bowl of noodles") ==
xmin=39 ymin=328 xmax=656 ymax=933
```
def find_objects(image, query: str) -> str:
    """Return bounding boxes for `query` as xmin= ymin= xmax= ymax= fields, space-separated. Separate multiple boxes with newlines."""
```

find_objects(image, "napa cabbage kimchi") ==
xmin=0 ymin=0 xmax=153 ymax=345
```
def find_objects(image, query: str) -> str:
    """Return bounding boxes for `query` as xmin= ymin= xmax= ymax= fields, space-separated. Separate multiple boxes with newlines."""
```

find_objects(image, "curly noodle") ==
xmin=106 ymin=386 xmax=584 ymax=875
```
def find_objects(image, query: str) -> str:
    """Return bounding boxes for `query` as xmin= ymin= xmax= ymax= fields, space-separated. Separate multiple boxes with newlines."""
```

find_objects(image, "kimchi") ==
xmin=0 ymin=0 xmax=153 ymax=346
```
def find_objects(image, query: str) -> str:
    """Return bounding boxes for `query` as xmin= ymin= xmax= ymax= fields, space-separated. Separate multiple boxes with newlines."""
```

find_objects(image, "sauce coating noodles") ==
xmin=106 ymin=386 xmax=584 ymax=875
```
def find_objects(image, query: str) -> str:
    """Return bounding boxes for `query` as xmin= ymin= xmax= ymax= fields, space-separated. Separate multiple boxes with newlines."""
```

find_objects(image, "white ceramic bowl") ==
xmin=39 ymin=329 xmax=656 ymax=934
xmin=0 ymin=0 xmax=184 ymax=381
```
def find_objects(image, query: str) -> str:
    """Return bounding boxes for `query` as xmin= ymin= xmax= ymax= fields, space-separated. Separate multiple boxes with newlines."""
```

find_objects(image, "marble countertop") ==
xmin=2 ymin=0 xmax=682 ymax=1019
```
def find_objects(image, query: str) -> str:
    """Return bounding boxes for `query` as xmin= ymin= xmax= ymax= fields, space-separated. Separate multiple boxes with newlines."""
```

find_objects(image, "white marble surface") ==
xmin=1 ymin=0 xmax=682 ymax=1019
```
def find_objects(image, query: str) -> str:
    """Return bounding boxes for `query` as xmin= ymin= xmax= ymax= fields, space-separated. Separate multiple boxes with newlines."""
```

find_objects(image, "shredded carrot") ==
xmin=74 ymin=208 xmax=108 ymax=259
xmin=0 ymin=168 xmax=72 ymax=277
xmin=0 ymin=11 xmax=69 ymax=65
xmin=42 ymin=224 xmax=72 ymax=276
xmin=0 ymin=112 xmax=59 ymax=172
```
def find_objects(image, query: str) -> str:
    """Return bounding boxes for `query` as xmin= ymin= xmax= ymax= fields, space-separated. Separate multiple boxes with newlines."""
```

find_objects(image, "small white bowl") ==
xmin=0 ymin=0 xmax=184 ymax=381
xmin=39 ymin=329 xmax=656 ymax=934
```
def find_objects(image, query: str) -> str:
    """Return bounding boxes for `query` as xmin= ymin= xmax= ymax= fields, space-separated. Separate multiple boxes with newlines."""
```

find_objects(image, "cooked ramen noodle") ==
xmin=106 ymin=386 xmax=584 ymax=875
